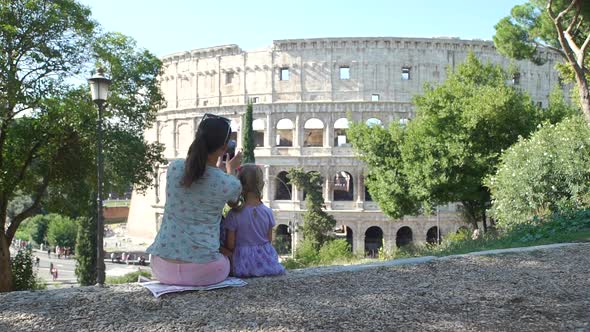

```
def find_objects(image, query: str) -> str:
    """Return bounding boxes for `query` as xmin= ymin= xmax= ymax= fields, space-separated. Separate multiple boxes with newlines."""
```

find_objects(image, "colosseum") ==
xmin=127 ymin=37 xmax=562 ymax=256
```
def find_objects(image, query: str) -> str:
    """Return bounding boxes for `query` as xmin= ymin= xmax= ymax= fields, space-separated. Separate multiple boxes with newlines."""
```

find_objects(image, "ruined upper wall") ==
xmin=158 ymin=37 xmax=562 ymax=111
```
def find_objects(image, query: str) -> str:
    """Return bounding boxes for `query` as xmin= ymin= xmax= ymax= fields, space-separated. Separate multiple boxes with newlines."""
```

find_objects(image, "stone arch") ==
xmin=333 ymin=171 xmax=354 ymax=201
xmin=157 ymin=170 xmax=167 ymax=202
xmin=276 ymin=118 xmax=294 ymax=147
xmin=274 ymin=224 xmax=292 ymax=255
xmin=426 ymin=226 xmax=442 ymax=244
xmin=274 ymin=171 xmax=292 ymax=200
xmin=364 ymin=226 xmax=383 ymax=258
xmin=176 ymin=122 xmax=193 ymax=153
xmin=345 ymin=226 xmax=353 ymax=252
xmin=334 ymin=117 xmax=350 ymax=147
xmin=396 ymin=226 xmax=413 ymax=247
xmin=303 ymin=118 xmax=324 ymax=147
xmin=252 ymin=118 xmax=265 ymax=147
xmin=229 ymin=119 xmax=239 ymax=142
xmin=158 ymin=123 xmax=173 ymax=156
xmin=365 ymin=118 xmax=383 ymax=127
xmin=364 ymin=184 xmax=372 ymax=201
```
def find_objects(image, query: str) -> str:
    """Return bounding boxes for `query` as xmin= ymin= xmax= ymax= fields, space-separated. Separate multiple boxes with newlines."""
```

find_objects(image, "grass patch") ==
xmin=423 ymin=228 xmax=590 ymax=258
xmin=281 ymin=209 xmax=590 ymax=270
xmin=106 ymin=270 xmax=151 ymax=284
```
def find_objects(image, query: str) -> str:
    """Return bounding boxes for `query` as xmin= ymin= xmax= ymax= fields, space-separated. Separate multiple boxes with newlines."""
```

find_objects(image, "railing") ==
xmin=103 ymin=200 xmax=131 ymax=208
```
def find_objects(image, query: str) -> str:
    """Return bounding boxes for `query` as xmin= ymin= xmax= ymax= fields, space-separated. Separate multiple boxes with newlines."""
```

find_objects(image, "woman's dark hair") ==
xmin=180 ymin=115 xmax=231 ymax=187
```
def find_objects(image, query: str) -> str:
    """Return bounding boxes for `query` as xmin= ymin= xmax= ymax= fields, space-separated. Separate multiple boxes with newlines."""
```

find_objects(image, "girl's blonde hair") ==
xmin=232 ymin=164 xmax=264 ymax=211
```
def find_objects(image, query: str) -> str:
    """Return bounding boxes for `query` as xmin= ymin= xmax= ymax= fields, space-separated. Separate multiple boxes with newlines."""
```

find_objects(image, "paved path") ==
xmin=15 ymin=250 xmax=152 ymax=287
xmin=1 ymin=242 xmax=588 ymax=331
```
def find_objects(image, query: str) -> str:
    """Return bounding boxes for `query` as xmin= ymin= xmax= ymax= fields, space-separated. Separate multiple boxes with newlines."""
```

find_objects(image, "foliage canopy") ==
xmin=0 ymin=0 xmax=166 ymax=292
xmin=349 ymin=53 xmax=542 ymax=228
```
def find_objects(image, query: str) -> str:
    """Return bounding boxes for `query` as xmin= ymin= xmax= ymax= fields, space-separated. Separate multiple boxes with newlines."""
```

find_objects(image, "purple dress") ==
xmin=223 ymin=204 xmax=286 ymax=277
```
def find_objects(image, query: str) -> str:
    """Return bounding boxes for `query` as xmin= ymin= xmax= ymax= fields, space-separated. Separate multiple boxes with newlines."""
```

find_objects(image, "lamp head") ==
xmin=88 ymin=67 xmax=111 ymax=104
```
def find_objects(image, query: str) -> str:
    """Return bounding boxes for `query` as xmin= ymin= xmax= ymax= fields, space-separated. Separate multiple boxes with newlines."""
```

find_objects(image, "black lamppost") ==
xmin=88 ymin=68 xmax=111 ymax=285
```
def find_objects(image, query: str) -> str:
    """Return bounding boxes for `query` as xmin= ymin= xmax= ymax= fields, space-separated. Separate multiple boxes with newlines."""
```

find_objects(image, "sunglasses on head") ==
xmin=202 ymin=113 xmax=232 ymax=143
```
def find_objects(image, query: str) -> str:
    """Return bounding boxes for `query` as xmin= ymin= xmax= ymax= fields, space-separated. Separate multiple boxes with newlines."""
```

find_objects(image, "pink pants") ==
xmin=151 ymin=255 xmax=230 ymax=286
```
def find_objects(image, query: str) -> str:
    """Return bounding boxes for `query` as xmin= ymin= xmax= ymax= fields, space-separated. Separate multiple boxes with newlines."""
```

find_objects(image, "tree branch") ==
xmin=547 ymin=0 xmax=580 ymax=67
xmin=555 ymin=0 xmax=578 ymax=23
xmin=565 ymin=1 xmax=582 ymax=34
xmin=15 ymin=142 xmax=42 ymax=186
xmin=6 ymin=172 xmax=50 ymax=242
xmin=564 ymin=30 xmax=582 ymax=57
xmin=580 ymin=34 xmax=590 ymax=63
xmin=560 ymin=1 xmax=583 ymax=57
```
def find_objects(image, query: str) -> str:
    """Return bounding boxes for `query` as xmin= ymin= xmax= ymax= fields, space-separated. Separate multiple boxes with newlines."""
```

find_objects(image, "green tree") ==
xmin=75 ymin=214 xmax=96 ymax=286
xmin=543 ymin=85 xmax=581 ymax=123
xmin=0 ymin=0 xmax=94 ymax=292
xmin=288 ymin=168 xmax=336 ymax=248
xmin=349 ymin=53 xmax=541 ymax=230
xmin=242 ymin=102 xmax=256 ymax=164
xmin=46 ymin=214 xmax=78 ymax=249
xmin=348 ymin=121 xmax=420 ymax=219
xmin=493 ymin=0 xmax=590 ymax=122
xmin=0 ymin=1 xmax=166 ymax=291
xmin=487 ymin=116 xmax=590 ymax=228
xmin=14 ymin=214 xmax=50 ymax=245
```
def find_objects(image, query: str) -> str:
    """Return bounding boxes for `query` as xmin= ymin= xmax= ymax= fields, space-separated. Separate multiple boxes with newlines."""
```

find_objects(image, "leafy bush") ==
xmin=281 ymin=257 xmax=304 ymax=270
xmin=509 ymin=208 xmax=590 ymax=243
xmin=273 ymin=235 xmax=291 ymax=256
xmin=106 ymin=270 xmax=152 ymax=284
xmin=46 ymin=214 xmax=78 ymax=248
xmin=442 ymin=227 xmax=472 ymax=243
xmin=282 ymin=238 xmax=354 ymax=269
xmin=11 ymin=249 xmax=46 ymax=291
xmin=488 ymin=117 xmax=590 ymax=229
xmin=318 ymin=239 xmax=352 ymax=263
xmin=293 ymin=238 xmax=319 ymax=266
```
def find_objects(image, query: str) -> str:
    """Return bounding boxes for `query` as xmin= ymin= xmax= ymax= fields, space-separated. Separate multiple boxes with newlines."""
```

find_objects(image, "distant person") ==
xmin=221 ymin=164 xmax=285 ymax=278
xmin=50 ymin=264 xmax=58 ymax=281
xmin=34 ymin=257 xmax=40 ymax=267
xmin=110 ymin=252 xmax=115 ymax=263
xmin=47 ymin=248 xmax=51 ymax=258
xmin=146 ymin=113 xmax=242 ymax=286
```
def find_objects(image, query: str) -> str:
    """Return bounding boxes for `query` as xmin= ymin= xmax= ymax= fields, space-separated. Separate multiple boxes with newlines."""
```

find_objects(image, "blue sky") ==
xmin=78 ymin=0 xmax=526 ymax=57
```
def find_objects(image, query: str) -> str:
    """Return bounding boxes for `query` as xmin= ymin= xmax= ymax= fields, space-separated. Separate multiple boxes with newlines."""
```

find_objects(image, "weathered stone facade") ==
xmin=127 ymin=37 xmax=562 ymax=255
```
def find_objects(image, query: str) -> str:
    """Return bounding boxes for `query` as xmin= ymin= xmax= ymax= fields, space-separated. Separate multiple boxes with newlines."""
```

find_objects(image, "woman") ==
xmin=146 ymin=114 xmax=242 ymax=286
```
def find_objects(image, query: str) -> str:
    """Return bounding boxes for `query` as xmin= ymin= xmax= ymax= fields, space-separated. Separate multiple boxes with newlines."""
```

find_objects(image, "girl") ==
xmin=146 ymin=113 xmax=242 ymax=286
xmin=222 ymin=164 xmax=286 ymax=277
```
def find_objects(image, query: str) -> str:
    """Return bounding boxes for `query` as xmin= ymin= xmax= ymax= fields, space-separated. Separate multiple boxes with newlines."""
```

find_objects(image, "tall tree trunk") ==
xmin=462 ymin=201 xmax=479 ymax=230
xmin=0 ymin=232 xmax=13 ymax=292
xmin=546 ymin=0 xmax=590 ymax=123
xmin=482 ymin=207 xmax=488 ymax=233
xmin=574 ymin=69 xmax=590 ymax=123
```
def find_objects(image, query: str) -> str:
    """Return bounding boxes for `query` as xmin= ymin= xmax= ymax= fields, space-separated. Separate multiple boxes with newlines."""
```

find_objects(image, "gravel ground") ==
xmin=1 ymin=243 xmax=589 ymax=332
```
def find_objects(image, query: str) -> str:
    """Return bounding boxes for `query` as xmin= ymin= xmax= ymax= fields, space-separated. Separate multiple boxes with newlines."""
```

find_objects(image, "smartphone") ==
xmin=223 ymin=139 xmax=237 ymax=161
